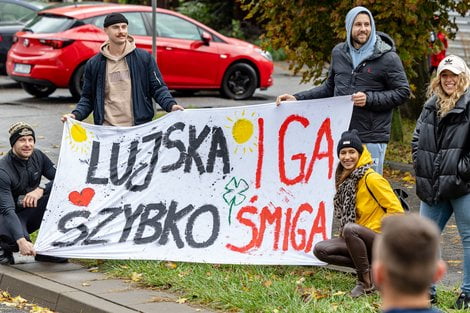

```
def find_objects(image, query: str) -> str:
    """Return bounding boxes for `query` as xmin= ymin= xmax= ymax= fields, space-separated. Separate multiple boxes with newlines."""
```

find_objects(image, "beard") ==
xmin=351 ymin=33 xmax=370 ymax=48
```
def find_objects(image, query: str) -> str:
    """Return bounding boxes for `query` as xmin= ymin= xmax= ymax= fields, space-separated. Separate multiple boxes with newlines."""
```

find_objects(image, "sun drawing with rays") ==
xmin=225 ymin=110 xmax=258 ymax=154
xmin=65 ymin=123 xmax=94 ymax=154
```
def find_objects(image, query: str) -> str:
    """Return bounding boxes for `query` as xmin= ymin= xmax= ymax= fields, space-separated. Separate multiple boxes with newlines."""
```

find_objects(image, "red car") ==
xmin=6 ymin=4 xmax=273 ymax=100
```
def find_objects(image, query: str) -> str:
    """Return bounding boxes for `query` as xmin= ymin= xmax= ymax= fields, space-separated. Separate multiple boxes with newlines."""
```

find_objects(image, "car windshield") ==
xmin=24 ymin=14 xmax=79 ymax=33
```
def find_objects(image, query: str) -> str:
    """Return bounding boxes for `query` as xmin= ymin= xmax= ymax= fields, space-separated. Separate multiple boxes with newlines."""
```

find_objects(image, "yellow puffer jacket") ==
xmin=354 ymin=147 xmax=404 ymax=233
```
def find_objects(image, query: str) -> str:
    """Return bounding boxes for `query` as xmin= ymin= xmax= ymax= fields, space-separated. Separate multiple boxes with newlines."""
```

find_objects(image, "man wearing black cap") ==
xmin=0 ymin=122 xmax=65 ymax=264
xmin=61 ymin=12 xmax=184 ymax=126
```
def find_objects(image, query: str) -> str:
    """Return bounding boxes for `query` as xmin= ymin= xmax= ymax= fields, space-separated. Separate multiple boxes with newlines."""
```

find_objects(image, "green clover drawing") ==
xmin=223 ymin=177 xmax=249 ymax=225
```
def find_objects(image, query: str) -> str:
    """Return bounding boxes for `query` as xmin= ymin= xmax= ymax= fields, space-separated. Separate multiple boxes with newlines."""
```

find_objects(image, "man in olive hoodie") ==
xmin=276 ymin=6 xmax=410 ymax=174
xmin=62 ymin=13 xmax=184 ymax=126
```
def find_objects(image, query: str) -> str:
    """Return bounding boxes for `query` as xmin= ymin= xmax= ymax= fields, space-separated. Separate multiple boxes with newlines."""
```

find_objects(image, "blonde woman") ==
xmin=412 ymin=54 xmax=470 ymax=309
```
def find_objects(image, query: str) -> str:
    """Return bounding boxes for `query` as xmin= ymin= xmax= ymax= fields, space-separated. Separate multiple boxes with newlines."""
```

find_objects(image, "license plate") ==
xmin=13 ymin=63 xmax=31 ymax=74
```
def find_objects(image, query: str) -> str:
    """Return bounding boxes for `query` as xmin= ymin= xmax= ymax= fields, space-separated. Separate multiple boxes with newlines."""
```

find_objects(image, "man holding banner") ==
xmin=61 ymin=12 xmax=184 ymax=126
xmin=276 ymin=6 xmax=410 ymax=174
xmin=0 ymin=122 xmax=66 ymax=264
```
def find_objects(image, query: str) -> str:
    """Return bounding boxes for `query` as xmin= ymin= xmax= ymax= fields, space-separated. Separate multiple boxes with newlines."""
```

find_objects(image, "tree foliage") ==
xmin=241 ymin=0 xmax=470 ymax=91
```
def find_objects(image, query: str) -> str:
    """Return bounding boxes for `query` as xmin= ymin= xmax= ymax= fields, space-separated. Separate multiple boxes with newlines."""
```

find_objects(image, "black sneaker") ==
xmin=454 ymin=292 xmax=470 ymax=310
xmin=0 ymin=247 xmax=14 ymax=265
xmin=34 ymin=254 xmax=68 ymax=263
xmin=429 ymin=292 xmax=437 ymax=304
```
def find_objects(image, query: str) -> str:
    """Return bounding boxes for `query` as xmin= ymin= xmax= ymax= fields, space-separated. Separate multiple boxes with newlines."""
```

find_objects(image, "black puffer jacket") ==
xmin=412 ymin=90 xmax=470 ymax=204
xmin=294 ymin=32 xmax=410 ymax=143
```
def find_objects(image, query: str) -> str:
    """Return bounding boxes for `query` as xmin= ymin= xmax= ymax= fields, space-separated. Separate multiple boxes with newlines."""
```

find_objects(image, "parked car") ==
xmin=0 ymin=0 xmax=48 ymax=73
xmin=6 ymin=4 xmax=273 ymax=100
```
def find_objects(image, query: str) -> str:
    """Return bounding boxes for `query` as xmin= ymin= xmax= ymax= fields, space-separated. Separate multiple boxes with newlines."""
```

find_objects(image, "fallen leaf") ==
xmin=332 ymin=291 xmax=346 ymax=296
xmin=176 ymin=297 xmax=188 ymax=304
xmin=295 ymin=277 xmax=305 ymax=285
xmin=164 ymin=261 xmax=177 ymax=269
xmin=149 ymin=296 xmax=172 ymax=303
xmin=263 ymin=280 xmax=273 ymax=287
xmin=131 ymin=272 xmax=143 ymax=282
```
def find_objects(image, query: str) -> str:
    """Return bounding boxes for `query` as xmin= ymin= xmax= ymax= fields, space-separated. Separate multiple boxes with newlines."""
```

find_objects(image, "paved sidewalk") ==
xmin=0 ymin=261 xmax=214 ymax=313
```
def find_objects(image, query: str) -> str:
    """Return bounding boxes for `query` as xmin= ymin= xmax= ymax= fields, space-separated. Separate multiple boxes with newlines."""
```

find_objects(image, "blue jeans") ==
xmin=420 ymin=193 xmax=470 ymax=294
xmin=365 ymin=143 xmax=387 ymax=175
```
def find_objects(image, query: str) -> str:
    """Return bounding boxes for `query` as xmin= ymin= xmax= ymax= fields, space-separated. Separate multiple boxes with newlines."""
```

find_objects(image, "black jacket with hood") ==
xmin=412 ymin=90 xmax=470 ymax=204
xmin=294 ymin=32 xmax=410 ymax=144
xmin=72 ymin=47 xmax=176 ymax=126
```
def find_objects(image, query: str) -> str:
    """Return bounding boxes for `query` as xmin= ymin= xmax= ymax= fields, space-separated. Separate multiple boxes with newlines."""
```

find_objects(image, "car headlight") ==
xmin=255 ymin=48 xmax=272 ymax=61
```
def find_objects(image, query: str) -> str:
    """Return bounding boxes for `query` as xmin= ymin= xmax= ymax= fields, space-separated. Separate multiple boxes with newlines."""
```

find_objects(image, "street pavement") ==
xmin=0 ymin=63 xmax=465 ymax=312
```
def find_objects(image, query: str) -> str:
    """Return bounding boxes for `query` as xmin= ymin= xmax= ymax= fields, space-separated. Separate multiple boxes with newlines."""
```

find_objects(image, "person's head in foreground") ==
xmin=373 ymin=214 xmax=446 ymax=311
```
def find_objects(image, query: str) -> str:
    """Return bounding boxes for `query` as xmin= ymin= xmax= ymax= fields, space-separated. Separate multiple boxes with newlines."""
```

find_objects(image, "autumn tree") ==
xmin=241 ymin=0 xmax=470 ymax=123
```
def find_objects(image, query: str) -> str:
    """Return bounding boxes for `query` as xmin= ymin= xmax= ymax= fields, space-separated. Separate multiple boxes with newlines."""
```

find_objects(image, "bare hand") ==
xmin=352 ymin=92 xmax=367 ymax=107
xmin=61 ymin=113 xmax=76 ymax=123
xmin=17 ymin=238 xmax=36 ymax=256
xmin=276 ymin=94 xmax=297 ymax=106
xmin=22 ymin=187 xmax=44 ymax=208
xmin=171 ymin=104 xmax=184 ymax=111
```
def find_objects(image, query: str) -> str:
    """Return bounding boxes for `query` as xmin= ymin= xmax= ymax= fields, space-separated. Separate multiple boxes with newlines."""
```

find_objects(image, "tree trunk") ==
xmin=401 ymin=57 xmax=430 ymax=120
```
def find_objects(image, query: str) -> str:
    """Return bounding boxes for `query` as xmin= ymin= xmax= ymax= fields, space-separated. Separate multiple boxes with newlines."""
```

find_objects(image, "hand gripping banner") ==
xmin=35 ymin=97 xmax=353 ymax=265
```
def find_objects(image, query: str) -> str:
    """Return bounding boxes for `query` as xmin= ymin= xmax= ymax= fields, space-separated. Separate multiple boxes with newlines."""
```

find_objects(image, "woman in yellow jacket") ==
xmin=314 ymin=129 xmax=404 ymax=297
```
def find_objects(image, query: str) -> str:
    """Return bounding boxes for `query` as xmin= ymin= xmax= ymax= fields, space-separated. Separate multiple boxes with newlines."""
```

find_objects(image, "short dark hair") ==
xmin=375 ymin=214 xmax=440 ymax=294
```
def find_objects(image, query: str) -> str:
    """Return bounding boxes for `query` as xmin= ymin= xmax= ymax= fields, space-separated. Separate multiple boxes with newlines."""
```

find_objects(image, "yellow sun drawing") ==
xmin=225 ymin=110 xmax=258 ymax=154
xmin=65 ymin=123 xmax=94 ymax=154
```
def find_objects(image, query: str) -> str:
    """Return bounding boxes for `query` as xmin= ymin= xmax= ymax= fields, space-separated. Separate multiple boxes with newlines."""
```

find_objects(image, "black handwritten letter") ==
xmin=206 ymin=127 xmax=230 ymax=174
xmin=161 ymin=122 xmax=186 ymax=173
xmin=134 ymin=202 xmax=167 ymax=244
xmin=184 ymin=125 xmax=210 ymax=174
xmin=126 ymin=131 xmax=162 ymax=192
xmin=86 ymin=141 xmax=109 ymax=185
xmin=51 ymin=210 xmax=91 ymax=247
xmin=185 ymin=205 xmax=220 ymax=248
xmin=158 ymin=201 xmax=193 ymax=248
xmin=119 ymin=204 xmax=145 ymax=242
xmin=83 ymin=207 xmax=124 ymax=245
xmin=110 ymin=140 xmax=139 ymax=185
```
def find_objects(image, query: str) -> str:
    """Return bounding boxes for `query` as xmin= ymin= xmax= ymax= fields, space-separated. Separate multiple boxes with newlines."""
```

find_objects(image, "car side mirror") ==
xmin=201 ymin=32 xmax=211 ymax=46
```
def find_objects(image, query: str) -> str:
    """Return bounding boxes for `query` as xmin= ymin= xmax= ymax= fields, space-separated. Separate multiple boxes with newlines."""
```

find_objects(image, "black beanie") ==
xmin=103 ymin=13 xmax=128 ymax=28
xmin=9 ymin=122 xmax=35 ymax=147
xmin=337 ymin=129 xmax=363 ymax=156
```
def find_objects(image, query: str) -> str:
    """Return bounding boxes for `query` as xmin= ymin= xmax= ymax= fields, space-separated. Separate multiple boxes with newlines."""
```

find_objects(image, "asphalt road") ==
xmin=0 ymin=62 xmax=307 ymax=161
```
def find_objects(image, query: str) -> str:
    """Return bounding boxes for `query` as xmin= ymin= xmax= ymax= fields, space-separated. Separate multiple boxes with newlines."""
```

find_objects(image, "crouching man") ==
xmin=0 ymin=122 xmax=66 ymax=264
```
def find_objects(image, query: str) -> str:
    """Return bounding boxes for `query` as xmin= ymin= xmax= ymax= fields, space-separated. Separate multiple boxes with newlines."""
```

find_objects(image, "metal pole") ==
xmin=151 ymin=0 xmax=157 ymax=60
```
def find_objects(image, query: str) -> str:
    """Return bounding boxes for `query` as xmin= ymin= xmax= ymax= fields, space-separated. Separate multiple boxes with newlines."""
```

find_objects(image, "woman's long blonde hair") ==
xmin=427 ymin=72 xmax=470 ymax=117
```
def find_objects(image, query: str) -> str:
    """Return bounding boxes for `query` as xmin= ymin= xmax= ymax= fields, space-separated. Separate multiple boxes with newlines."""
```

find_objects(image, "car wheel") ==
xmin=21 ymin=83 xmax=56 ymax=98
xmin=69 ymin=64 xmax=85 ymax=100
xmin=221 ymin=63 xmax=257 ymax=100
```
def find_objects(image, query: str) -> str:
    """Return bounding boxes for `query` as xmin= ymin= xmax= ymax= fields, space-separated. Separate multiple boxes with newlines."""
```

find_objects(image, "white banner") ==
xmin=35 ymin=97 xmax=353 ymax=265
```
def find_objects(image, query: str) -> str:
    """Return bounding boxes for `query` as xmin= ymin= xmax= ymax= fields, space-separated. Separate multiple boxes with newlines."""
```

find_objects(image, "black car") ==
xmin=0 ymin=0 xmax=48 ymax=73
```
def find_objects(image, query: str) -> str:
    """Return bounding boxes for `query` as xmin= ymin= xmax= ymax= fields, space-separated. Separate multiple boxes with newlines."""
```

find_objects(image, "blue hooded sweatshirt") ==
xmin=345 ymin=6 xmax=377 ymax=69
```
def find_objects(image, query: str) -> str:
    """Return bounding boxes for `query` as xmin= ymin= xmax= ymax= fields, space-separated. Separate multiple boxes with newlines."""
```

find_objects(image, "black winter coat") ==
xmin=72 ymin=48 xmax=176 ymax=125
xmin=412 ymin=90 xmax=470 ymax=204
xmin=294 ymin=32 xmax=410 ymax=144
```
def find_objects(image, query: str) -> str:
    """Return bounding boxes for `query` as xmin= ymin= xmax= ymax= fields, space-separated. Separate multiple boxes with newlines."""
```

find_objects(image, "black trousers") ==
xmin=0 ymin=192 xmax=50 ymax=252
xmin=313 ymin=222 xmax=376 ymax=273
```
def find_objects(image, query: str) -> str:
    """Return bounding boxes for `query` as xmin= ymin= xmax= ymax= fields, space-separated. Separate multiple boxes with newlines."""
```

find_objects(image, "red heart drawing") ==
xmin=68 ymin=188 xmax=95 ymax=207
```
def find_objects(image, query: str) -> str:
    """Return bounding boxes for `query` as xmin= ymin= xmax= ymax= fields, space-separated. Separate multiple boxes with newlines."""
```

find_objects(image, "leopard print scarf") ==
xmin=334 ymin=164 xmax=371 ymax=235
